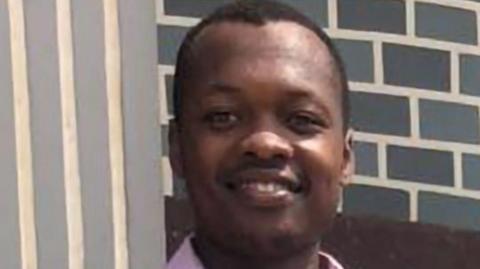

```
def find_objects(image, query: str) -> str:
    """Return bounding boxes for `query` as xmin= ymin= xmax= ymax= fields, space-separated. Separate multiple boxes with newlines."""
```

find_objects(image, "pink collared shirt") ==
xmin=167 ymin=236 xmax=344 ymax=269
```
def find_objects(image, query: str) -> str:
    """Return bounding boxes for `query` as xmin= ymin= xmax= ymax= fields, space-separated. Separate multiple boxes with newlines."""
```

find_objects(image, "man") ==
xmin=167 ymin=1 xmax=354 ymax=268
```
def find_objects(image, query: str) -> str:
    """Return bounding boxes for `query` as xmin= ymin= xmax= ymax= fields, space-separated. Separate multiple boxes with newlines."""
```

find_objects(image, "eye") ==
xmin=286 ymin=112 xmax=323 ymax=134
xmin=203 ymin=111 xmax=239 ymax=131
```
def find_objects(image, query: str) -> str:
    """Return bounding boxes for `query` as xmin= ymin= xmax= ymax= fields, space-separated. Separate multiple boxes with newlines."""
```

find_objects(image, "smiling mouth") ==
xmin=226 ymin=179 xmax=303 ymax=194
xmin=223 ymin=170 xmax=305 ymax=208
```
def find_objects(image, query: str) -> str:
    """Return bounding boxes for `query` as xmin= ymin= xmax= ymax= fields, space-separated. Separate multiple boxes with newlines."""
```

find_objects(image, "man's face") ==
xmin=170 ymin=21 xmax=353 ymax=257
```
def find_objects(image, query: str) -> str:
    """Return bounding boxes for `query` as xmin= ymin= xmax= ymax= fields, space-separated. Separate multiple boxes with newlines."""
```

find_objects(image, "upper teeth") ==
xmin=242 ymin=182 xmax=288 ymax=193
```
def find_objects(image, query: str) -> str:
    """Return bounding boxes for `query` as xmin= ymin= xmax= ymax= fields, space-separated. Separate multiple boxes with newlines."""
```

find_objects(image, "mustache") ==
xmin=217 ymin=157 xmax=305 ymax=183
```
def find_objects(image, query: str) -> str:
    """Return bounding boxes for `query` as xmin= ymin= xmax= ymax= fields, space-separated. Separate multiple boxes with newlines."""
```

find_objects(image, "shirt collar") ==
xmin=167 ymin=235 xmax=344 ymax=269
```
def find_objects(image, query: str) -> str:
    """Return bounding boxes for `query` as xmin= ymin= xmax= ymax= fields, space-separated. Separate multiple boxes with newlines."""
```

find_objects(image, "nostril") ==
xmin=225 ymin=182 xmax=236 ymax=190
xmin=292 ymin=183 xmax=303 ymax=193
xmin=243 ymin=152 xmax=290 ymax=167
xmin=241 ymin=131 xmax=294 ymax=160
xmin=272 ymin=153 xmax=289 ymax=162
xmin=244 ymin=151 xmax=257 ymax=158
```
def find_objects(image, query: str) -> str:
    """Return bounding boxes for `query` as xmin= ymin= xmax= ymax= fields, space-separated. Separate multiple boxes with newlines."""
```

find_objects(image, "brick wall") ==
xmin=157 ymin=0 xmax=480 ymax=232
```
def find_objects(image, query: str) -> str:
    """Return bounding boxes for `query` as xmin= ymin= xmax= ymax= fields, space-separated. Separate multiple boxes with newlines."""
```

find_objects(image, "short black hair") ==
xmin=173 ymin=0 xmax=350 ymax=132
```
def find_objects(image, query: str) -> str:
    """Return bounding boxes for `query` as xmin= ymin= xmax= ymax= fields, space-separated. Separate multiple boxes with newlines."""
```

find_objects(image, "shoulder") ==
xmin=318 ymin=251 xmax=344 ymax=269
xmin=167 ymin=235 xmax=205 ymax=269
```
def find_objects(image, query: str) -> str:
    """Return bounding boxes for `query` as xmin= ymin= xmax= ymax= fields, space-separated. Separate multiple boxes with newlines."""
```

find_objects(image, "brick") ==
xmin=161 ymin=124 xmax=169 ymax=156
xmin=416 ymin=3 xmax=477 ymax=45
xmin=174 ymin=175 xmax=189 ymax=199
xmin=276 ymin=0 xmax=328 ymax=27
xmin=460 ymin=54 xmax=480 ymax=97
xmin=165 ymin=74 xmax=174 ymax=116
xmin=343 ymin=184 xmax=409 ymax=221
xmin=419 ymin=100 xmax=480 ymax=144
xmin=338 ymin=0 xmax=406 ymax=34
xmin=383 ymin=43 xmax=450 ymax=91
xmin=164 ymin=0 xmax=329 ymax=27
xmin=463 ymin=154 xmax=480 ymax=191
xmin=350 ymin=92 xmax=410 ymax=136
xmin=387 ymin=145 xmax=454 ymax=186
xmin=353 ymin=141 xmax=378 ymax=177
xmin=419 ymin=192 xmax=480 ymax=231
xmin=158 ymin=25 xmax=189 ymax=65
xmin=164 ymin=0 xmax=229 ymax=18
xmin=334 ymin=39 xmax=374 ymax=82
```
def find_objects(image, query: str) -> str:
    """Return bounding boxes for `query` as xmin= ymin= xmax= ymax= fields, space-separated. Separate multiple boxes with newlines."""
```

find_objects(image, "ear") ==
xmin=340 ymin=128 xmax=355 ymax=186
xmin=168 ymin=119 xmax=184 ymax=178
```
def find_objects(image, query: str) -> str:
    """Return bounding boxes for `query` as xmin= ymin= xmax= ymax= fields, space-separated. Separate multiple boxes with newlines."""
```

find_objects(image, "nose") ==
xmin=241 ymin=131 xmax=294 ymax=161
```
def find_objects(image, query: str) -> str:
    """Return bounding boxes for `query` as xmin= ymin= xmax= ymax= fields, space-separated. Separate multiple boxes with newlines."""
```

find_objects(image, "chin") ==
xmin=209 ymin=223 xmax=318 ymax=259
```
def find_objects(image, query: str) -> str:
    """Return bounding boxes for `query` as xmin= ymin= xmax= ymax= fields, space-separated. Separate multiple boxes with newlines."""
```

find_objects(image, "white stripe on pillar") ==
xmin=7 ymin=0 xmax=38 ymax=268
xmin=104 ymin=0 xmax=129 ymax=268
xmin=56 ymin=0 xmax=85 ymax=269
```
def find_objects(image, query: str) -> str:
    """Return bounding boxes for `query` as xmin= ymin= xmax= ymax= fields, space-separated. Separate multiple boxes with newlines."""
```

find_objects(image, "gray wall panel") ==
xmin=120 ymin=0 xmax=165 ymax=267
xmin=24 ymin=1 xmax=69 ymax=268
xmin=0 ymin=2 xmax=22 ymax=268
xmin=71 ymin=0 xmax=115 ymax=268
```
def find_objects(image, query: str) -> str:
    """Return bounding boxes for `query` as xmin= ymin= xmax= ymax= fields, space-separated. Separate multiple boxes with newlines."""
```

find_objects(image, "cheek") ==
xmin=297 ymin=138 xmax=345 ymax=180
xmin=182 ymin=131 xmax=232 ymax=184
xmin=297 ymin=138 xmax=344 ymax=205
xmin=182 ymin=135 xmax=224 ymax=215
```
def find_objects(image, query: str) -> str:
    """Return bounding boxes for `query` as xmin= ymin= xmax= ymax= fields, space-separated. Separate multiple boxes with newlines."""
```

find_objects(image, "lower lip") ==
xmin=228 ymin=185 xmax=297 ymax=208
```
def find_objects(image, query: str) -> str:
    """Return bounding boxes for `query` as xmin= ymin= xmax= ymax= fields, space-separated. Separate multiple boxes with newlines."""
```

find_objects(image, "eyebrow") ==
xmin=281 ymin=86 xmax=336 ymax=122
xmin=207 ymin=81 xmax=242 ymax=95
xmin=208 ymin=81 xmax=317 ymax=97
xmin=283 ymin=86 xmax=315 ymax=99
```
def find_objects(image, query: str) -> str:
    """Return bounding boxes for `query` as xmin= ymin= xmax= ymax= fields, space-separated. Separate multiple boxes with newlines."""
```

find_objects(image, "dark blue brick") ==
xmin=164 ymin=0 xmax=329 ymax=26
xmin=161 ymin=124 xmax=169 ymax=156
xmin=383 ymin=43 xmax=450 ymax=92
xmin=164 ymin=0 xmax=230 ymax=18
xmin=343 ymin=184 xmax=409 ymax=221
xmin=383 ymin=43 xmax=450 ymax=91
xmin=165 ymin=75 xmax=174 ymax=116
xmin=354 ymin=141 xmax=378 ymax=176
xmin=338 ymin=0 xmax=406 ymax=34
xmin=276 ymin=0 xmax=328 ymax=27
xmin=174 ymin=176 xmax=189 ymax=199
xmin=419 ymin=192 xmax=480 ymax=231
xmin=463 ymin=154 xmax=480 ymax=190
xmin=419 ymin=100 xmax=480 ymax=144
xmin=158 ymin=25 xmax=189 ymax=65
xmin=460 ymin=54 xmax=480 ymax=97
xmin=350 ymin=92 xmax=410 ymax=136
xmin=334 ymin=39 xmax=374 ymax=82
xmin=387 ymin=145 xmax=454 ymax=186
xmin=416 ymin=3 xmax=477 ymax=45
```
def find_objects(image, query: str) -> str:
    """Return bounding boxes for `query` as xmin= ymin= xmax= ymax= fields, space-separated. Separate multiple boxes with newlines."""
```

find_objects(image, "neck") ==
xmin=192 ymin=234 xmax=323 ymax=269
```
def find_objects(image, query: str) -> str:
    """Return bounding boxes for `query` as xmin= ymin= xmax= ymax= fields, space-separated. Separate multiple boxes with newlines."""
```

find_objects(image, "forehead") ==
xmin=191 ymin=21 xmax=335 ymax=72
xmin=181 ymin=21 xmax=343 ymax=114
